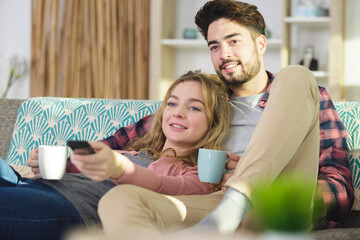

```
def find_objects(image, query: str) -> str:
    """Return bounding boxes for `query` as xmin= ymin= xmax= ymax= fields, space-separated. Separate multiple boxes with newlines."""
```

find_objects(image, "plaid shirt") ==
xmin=66 ymin=72 xmax=354 ymax=229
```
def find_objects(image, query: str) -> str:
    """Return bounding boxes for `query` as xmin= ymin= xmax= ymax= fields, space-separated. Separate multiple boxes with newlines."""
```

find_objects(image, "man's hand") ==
xmin=27 ymin=148 xmax=42 ymax=178
xmin=70 ymin=141 xmax=128 ymax=182
xmin=220 ymin=153 xmax=240 ymax=191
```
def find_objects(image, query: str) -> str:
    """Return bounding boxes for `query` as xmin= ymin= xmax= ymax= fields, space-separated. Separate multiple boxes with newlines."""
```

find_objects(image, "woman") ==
xmin=0 ymin=71 xmax=231 ymax=240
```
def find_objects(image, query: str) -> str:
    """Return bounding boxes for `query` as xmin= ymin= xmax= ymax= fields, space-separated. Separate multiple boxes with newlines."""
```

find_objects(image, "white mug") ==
xmin=38 ymin=145 xmax=67 ymax=180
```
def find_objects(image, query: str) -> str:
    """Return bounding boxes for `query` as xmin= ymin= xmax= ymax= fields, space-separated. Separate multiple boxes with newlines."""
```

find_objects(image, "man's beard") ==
xmin=216 ymin=50 xmax=261 ymax=88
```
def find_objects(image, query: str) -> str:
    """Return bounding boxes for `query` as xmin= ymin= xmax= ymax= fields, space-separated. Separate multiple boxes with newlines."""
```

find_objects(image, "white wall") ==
xmin=0 ymin=0 xmax=31 ymax=99
xmin=345 ymin=0 xmax=360 ymax=86
xmin=344 ymin=0 xmax=360 ymax=101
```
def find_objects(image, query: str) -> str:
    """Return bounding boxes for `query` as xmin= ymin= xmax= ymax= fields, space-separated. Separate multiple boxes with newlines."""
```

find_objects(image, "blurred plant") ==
xmin=252 ymin=173 xmax=317 ymax=233
xmin=1 ymin=56 xmax=28 ymax=98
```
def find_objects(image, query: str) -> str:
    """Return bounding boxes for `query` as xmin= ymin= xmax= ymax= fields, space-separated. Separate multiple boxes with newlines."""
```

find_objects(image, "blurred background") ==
xmin=0 ymin=0 xmax=359 ymax=101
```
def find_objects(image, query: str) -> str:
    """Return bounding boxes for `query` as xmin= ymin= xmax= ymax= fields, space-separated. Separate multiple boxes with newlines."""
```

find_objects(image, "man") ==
xmin=98 ymin=0 xmax=353 ymax=235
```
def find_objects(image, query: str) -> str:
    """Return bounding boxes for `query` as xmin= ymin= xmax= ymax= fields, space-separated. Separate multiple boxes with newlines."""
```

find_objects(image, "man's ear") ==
xmin=256 ymin=35 xmax=267 ymax=56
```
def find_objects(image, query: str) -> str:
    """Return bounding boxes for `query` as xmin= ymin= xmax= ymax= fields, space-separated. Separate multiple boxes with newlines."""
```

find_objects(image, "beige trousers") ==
xmin=98 ymin=65 xmax=320 ymax=237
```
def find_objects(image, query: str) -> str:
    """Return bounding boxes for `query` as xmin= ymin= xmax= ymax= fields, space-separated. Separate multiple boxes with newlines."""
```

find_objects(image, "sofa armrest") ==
xmin=0 ymin=98 xmax=25 ymax=159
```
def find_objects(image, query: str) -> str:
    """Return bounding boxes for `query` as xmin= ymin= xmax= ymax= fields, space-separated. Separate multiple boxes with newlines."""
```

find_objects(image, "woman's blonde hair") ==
xmin=127 ymin=70 xmax=231 ymax=166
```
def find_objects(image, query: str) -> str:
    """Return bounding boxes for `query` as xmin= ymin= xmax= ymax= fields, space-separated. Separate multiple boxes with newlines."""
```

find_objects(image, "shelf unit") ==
xmin=284 ymin=16 xmax=330 ymax=25
xmin=161 ymin=38 xmax=283 ymax=49
xmin=161 ymin=39 xmax=207 ymax=48
xmin=149 ymin=0 xmax=344 ymax=100
xmin=281 ymin=0 xmax=345 ymax=100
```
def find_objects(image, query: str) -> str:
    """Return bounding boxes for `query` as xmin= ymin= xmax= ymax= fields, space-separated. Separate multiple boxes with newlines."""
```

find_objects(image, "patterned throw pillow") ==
xmin=334 ymin=102 xmax=360 ymax=210
xmin=5 ymin=97 xmax=160 ymax=166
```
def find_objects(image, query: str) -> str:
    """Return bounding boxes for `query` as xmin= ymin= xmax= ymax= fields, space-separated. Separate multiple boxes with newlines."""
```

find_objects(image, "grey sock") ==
xmin=192 ymin=187 xmax=251 ymax=234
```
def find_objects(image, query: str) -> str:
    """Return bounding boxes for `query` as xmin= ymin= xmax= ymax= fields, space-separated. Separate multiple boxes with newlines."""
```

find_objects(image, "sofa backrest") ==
xmin=5 ymin=97 xmax=160 ymax=166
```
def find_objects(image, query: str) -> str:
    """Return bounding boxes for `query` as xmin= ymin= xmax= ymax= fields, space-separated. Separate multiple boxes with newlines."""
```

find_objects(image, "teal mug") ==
xmin=183 ymin=28 xmax=198 ymax=39
xmin=198 ymin=148 xmax=227 ymax=183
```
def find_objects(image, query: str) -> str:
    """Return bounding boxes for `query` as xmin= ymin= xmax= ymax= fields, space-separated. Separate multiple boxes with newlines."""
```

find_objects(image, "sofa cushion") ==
xmin=5 ymin=97 xmax=160 ymax=166
xmin=334 ymin=102 xmax=360 ymax=210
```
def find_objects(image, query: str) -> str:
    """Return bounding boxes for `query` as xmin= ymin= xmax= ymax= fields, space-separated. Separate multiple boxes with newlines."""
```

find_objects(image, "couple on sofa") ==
xmin=0 ymin=1 xmax=353 ymax=239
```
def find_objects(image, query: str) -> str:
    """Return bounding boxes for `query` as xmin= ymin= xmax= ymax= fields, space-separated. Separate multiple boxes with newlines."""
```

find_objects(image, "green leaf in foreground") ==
xmin=252 ymin=174 xmax=315 ymax=232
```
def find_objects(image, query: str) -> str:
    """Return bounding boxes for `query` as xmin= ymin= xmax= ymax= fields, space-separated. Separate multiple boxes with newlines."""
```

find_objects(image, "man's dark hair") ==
xmin=195 ymin=0 xmax=266 ymax=41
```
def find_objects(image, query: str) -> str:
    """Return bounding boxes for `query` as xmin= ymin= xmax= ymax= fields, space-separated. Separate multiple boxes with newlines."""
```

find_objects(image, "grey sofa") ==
xmin=1 ymin=98 xmax=360 ymax=239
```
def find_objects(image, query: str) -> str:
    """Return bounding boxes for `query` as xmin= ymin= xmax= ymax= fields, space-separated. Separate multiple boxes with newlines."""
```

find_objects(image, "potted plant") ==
xmin=252 ymin=173 xmax=317 ymax=239
xmin=1 ymin=56 xmax=27 ymax=98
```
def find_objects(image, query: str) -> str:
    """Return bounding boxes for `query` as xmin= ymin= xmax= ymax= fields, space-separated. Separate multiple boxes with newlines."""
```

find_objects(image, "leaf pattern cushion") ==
xmin=334 ymin=102 xmax=360 ymax=210
xmin=5 ymin=97 xmax=160 ymax=166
